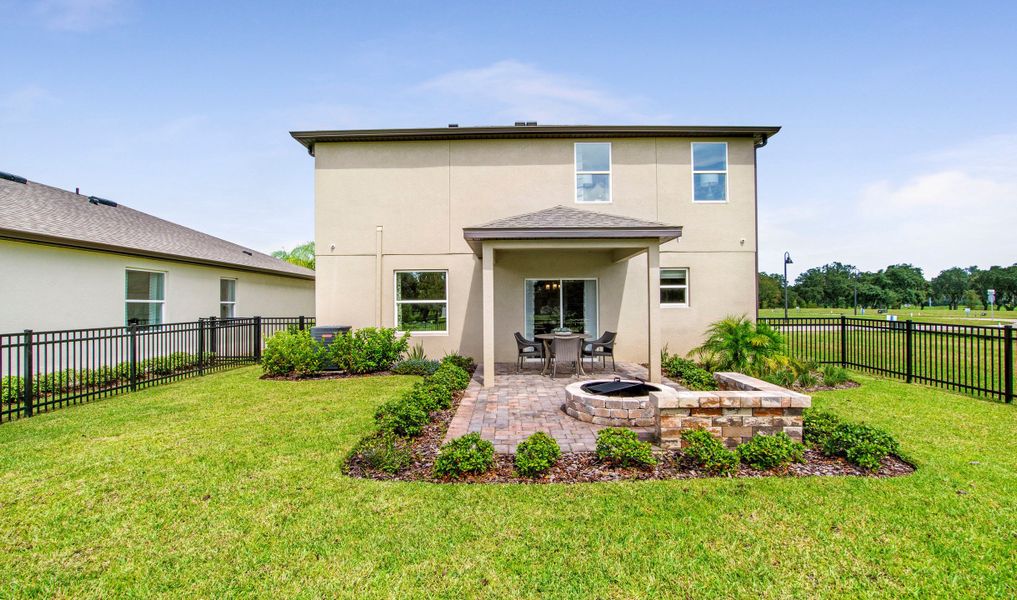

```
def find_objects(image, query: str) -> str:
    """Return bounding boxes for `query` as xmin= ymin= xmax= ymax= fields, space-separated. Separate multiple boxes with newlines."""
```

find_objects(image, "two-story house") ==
xmin=291 ymin=124 xmax=779 ymax=386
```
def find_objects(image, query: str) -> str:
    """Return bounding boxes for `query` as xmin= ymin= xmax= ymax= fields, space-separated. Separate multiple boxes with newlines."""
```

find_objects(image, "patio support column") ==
xmin=482 ymin=242 xmax=495 ymax=387
xmin=647 ymin=243 xmax=661 ymax=383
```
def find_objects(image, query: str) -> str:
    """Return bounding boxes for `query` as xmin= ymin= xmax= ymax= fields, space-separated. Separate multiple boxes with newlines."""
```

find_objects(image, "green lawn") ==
xmin=1 ymin=368 xmax=1014 ymax=598
xmin=761 ymin=306 xmax=1017 ymax=327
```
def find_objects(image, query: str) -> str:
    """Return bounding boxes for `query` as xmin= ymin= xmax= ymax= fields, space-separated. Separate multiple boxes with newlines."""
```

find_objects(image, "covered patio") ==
xmin=463 ymin=205 xmax=683 ymax=389
xmin=445 ymin=362 xmax=687 ymax=453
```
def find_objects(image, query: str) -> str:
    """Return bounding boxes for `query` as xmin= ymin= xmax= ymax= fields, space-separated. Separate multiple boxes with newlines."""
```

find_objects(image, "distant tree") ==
xmin=931 ymin=267 xmax=969 ymax=310
xmin=794 ymin=262 xmax=856 ymax=307
xmin=271 ymin=241 xmax=315 ymax=270
xmin=881 ymin=264 xmax=928 ymax=307
xmin=962 ymin=289 xmax=982 ymax=309
xmin=972 ymin=264 xmax=1017 ymax=310
xmin=758 ymin=273 xmax=784 ymax=309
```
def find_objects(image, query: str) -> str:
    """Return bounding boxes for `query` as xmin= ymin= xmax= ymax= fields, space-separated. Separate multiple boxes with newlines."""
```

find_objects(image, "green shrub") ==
xmin=429 ymin=362 xmax=470 ymax=391
xmin=375 ymin=396 xmax=430 ymax=437
xmin=1 ymin=376 xmax=23 ymax=404
xmin=79 ymin=364 xmax=130 ymax=387
xmin=661 ymin=354 xmax=717 ymax=390
xmin=407 ymin=341 xmax=427 ymax=361
xmin=736 ymin=432 xmax=805 ymax=470
xmin=681 ymin=429 xmax=739 ymax=475
xmin=514 ymin=432 xmax=561 ymax=477
xmin=441 ymin=352 xmax=476 ymax=373
xmin=595 ymin=428 xmax=656 ymax=468
xmin=764 ymin=368 xmax=797 ymax=389
xmin=261 ymin=329 xmax=324 ymax=376
xmin=328 ymin=327 xmax=409 ymax=374
xmin=391 ymin=359 xmax=441 ymax=376
xmin=821 ymin=422 xmax=900 ymax=472
xmin=821 ymin=365 xmax=851 ymax=386
xmin=404 ymin=379 xmax=453 ymax=413
xmin=803 ymin=408 xmax=842 ymax=447
xmin=433 ymin=433 xmax=495 ymax=478
xmin=347 ymin=431 xmax=412 ymax=474
xmin=36 ymin=370 xmax=76 ymax=393
xmin=796 ymin=369 xmax=819 ymax=389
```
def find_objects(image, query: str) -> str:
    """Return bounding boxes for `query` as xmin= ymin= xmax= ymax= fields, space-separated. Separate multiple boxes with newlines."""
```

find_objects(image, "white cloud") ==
xmin=415 ymin=60 xmax=663 ymax=124
xmin=34 ymin=0 xmax=126 ymax=32
xmin=761 ymin=133 xmax=1017 ymax=277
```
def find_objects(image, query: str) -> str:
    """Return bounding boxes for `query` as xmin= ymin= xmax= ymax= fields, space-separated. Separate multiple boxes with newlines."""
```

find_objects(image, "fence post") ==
xmin=22 ymin=330 xmax=34 ymax=418
xmin=197 ymin=318 xmax=205 ymax=375
xmin=209 ymin=316 xmax=218 ymax=357
xmin=129 ymin=323 xmax=138 ymax=392
xmin=253 ymin=316 xmax=262 ymax=362
xmin=840 ymin=315 xmax=847 ymax=368
xmin=1005 ymin=325 xmax=1014 ymax=404
xmin=905 ymin=320 xmax=913 ymax=384
xmin=299 ymin=315 xmax=306 ymax=331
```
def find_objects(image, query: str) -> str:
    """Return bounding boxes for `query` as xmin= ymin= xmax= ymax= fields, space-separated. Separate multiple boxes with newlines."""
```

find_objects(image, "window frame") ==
xmin=660 ymin=268 xmax=689 ymax=308
xmin=219 ymin=278 xmax=237 ymax=319
xmin=124 ymin=268 xmax=166 ymax=326
xmin=522 ymin=277 xmax=600 ymax=339
xmin=574 ymin=142 xmax=612 ymax=204
xmin=691 ymin=142 xmax=729 ymax=203
xmin=393 ymin=269 xmax=449 ymax=336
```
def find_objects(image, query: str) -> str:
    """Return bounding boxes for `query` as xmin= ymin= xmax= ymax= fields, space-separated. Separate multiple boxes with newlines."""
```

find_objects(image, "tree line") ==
xmin=759 ymin=263 xmax=1017 ymax=310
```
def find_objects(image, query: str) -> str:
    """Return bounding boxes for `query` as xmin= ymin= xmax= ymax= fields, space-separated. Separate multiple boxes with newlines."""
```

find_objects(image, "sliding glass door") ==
xmin=524 ymin=279 xmax=598 ymax=337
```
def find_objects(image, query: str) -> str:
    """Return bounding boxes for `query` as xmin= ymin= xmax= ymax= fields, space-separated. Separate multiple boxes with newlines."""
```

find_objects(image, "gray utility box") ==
xmin=311 ymin=325 xmax=351 ymax=370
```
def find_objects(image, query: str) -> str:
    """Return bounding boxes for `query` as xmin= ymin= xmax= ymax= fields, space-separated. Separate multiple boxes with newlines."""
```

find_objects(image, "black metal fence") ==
xmin=760 ymin=316 xmax=1014 ymax=403
xmin=0 ymin=316 xmax=314 ymax=424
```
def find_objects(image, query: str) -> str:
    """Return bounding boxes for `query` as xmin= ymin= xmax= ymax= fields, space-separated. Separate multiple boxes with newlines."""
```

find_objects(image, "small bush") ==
xmin=433 ymin=433 xmax=495 ymax=478
xmin=261 ymin=329 xmax=324 ymax=376
xmin=821 ymin=422 xmax=900 ymax=472
xmin=763 ymin=368 xmax=797 ymax=389
xmin=407 ymin=342 xmax=427 ymax=361
xmin=1 ymin=376 xmax=23 ymax=404
xmin=660 ymin=354 xmax=717 ymax=390
xmin=595 ymin=428 xmax=656 ymax=468
xmin=405 ymin=379 xmax=454 ymax=412
xmin=347 ymin=431 xmax=412 ymax=474
xmin=803 ymin=408 xmax=842 ymax=447
xmin=329 ymin=327 xmax=409 ymax=374
xmin=736 ymin=432 xmax=805 ymax=471
xmin=681 ymin=429 xmax=739 ymax=475
xmin=514 ymin=432 xmax=561 ymax=477
xmin=375 ymin=396 xmax=430 ymax=437
xmin=821 ymin=365 xmax=851 ymax=386
xmin=391 ymin=359 xmax=441 ymax=377
xmin=796 ymin=369 xmax=819 ymax=389
xmin=441 ymin=352 xmax=476 ymax=373
xmin=429 ymin=362 xmax=471 ymax=391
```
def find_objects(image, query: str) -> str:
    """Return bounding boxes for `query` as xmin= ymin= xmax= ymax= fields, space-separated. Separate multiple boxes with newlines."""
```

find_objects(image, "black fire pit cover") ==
xmin=585 ymin=377 xmax=644 ymax=395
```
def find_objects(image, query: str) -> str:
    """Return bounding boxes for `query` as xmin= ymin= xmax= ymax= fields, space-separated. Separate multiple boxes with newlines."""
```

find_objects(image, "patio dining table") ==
xmin=534 ymin=333 xmax=592 ymax=376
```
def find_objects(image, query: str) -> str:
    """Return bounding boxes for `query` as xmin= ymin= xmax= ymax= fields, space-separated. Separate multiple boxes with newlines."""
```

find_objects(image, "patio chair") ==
xmin=551 ymin=336 xmax=582 ymax=378
xmin=514 ymin=332 xmax=544 ymax=372
xmin=583 ymin=331 xmax=617 ymax=371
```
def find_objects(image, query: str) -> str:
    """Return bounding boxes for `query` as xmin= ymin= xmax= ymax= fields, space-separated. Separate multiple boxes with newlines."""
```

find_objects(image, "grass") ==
xmin=761 ymin=306 xmax=1017 ymax=327
xmin=1 ymin=367 xmax=1015 ymax=598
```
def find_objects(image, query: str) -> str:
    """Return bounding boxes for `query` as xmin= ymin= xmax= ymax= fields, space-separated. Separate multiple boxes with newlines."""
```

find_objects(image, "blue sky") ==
xmin=3 ymin=0 xmax=1016 ymax=279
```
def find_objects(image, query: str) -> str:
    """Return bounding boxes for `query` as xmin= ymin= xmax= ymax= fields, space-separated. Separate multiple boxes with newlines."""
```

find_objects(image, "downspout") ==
xmin=375 ymin=226 xmax=383 ymax=327
xmin=753 ymin=143 xmax=760 ymax=321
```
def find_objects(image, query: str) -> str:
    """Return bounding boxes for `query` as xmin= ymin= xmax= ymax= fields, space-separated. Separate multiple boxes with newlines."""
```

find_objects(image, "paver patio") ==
xmin=445 ymin=362 xmax=685 ymax=453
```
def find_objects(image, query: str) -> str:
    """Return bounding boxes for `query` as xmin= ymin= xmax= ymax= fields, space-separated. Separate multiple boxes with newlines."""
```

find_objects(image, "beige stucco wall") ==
xmin=313 ymin=136 xmax=758 ymax=362
xmin=0 ymin=239 xmax=315 ymax=333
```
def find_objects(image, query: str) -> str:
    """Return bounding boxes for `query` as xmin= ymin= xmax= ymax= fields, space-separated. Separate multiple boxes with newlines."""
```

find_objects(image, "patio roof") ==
xmin=462 ymin=205 xmax=682 ymax=254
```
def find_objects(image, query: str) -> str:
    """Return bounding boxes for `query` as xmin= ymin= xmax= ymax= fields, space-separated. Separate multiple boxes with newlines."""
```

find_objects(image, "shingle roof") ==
xmin=0 ymin=177 xmax=314 ymax=280
xmin=462 ymin=205 xmax=682 ymax=253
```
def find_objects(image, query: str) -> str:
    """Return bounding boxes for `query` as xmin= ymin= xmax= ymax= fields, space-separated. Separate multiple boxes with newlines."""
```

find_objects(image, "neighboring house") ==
xmin=292 ymin=124 xmax=779 ymax=385
xmin=0 ymin=172 xmax=314 ymax=333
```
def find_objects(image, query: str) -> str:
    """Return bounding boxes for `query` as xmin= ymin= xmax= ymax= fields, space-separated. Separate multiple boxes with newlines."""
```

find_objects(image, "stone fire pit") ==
xmin=564 ymin=378 xmax=679 ymax=427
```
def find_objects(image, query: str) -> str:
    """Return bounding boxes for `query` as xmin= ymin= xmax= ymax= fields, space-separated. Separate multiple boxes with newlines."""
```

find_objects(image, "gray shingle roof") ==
xmin=471 ymin=205 xmax=676 ymax=230
xmin=0 ymin=177 xmax=313 ymax=279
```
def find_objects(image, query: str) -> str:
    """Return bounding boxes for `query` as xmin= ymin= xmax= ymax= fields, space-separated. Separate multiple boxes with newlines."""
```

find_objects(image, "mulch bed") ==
xmin=798 ymin=381 xmax=862 ymax=393
xmin=344 ymin=388 xmax=915 ymax=484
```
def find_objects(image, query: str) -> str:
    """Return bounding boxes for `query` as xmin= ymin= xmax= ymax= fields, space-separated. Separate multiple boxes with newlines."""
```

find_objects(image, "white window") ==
xmin=395 ymin=270 xmax=448 ymax=334
xmin=220 ymin=278 xmax=236 ymax=318
xmin=125 ymin=269 xmax=165 ymax=325
xmin=575 ymin=142 xmax=611 ymax=203
xmin=660 ymin=268 xmax=688 ymax=307
xmin=692 ymin=142 xmax=728 ymax=202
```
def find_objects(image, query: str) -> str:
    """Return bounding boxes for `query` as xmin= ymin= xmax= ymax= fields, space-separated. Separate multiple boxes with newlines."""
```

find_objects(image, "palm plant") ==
xmin=271 ymin=241 xmax=315 ymax=270
xmin=689 ymin=316 xmax=786 ymax=373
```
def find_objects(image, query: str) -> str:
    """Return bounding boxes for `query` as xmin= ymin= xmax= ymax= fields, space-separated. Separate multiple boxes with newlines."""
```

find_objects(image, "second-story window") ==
xmin=575 ymin=142 xmax=611 ymax=203
xmin=692 ymin=142 xmax=728 ymax=202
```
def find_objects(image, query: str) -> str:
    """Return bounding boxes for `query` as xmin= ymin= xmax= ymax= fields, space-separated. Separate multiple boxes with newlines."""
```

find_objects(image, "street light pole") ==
xmin=783 ymin=251 xmax=793 ymax=319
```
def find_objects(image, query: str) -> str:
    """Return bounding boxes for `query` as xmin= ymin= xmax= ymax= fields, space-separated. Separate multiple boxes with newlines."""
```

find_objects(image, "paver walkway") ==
xmin=445 ymin=362 xmax=684 ymax=454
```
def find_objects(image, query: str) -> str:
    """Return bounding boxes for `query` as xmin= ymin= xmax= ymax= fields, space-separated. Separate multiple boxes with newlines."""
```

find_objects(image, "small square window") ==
xmin=125 ymin=269 xmax=165 ymax=325
xmin=395 ymin=270 xmax=448 ymax=333
xmin=660 ymin=268 xmax=689 ymax=307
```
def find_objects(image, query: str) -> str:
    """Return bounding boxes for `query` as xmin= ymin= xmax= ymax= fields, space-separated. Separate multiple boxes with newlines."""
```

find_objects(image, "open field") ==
xmin=760 ymin=306 xmax=1017 ymax=327
xmin=1 ymin=367 xmax=1014 ymax=597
